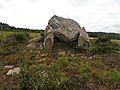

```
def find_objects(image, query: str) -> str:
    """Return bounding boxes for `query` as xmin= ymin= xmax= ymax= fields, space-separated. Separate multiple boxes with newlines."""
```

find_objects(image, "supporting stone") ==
xmin=44 ymin=37 xmax=53 ymax=56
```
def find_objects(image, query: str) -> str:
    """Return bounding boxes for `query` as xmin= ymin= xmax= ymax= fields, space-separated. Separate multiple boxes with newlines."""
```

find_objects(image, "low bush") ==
xmin=74 ymin=45 xmax=87 ymax=52
xmin=95 ymin=36 xmax=111 ymax=44
xmin=19 ymin=57 xmax=71 ymax=90
xmin=89 ymin=36 xmax=120 ymax=54
xmin=6 ymin=32 xmax=29 ymax=45
xmin=107 ymin=70 xmax=120 ymax=89
xmin=11 ymin=32 xmax=29 ymax=42
xmin=0 ymin=49 xmax=15 ymax=56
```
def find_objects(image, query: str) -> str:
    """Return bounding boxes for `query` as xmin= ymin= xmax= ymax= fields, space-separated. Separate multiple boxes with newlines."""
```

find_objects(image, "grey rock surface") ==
xmin=44 ymin=15 xmax=91 ymax=48
xmin=26 ymin=42 xmax=36 ymax=49
xmin=6 ymin=67 xmax=21 ymax=75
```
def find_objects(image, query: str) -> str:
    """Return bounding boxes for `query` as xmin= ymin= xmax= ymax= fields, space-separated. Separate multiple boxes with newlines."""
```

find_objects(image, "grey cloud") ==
xmin=112 ymin=24 xmax=120 ymax=28
xmin=115 ymin=0 xmax=120 ymax=4
xmin=0 ymin=0 xmax=12 ymax=8
xmin=85 ymin=11 xmax=120 ymax=33
xmin=67 ymin=0 xmax=91 ymax=7
xmin=0 ymin=4 xmax=4 ymax=8
xmin=88 ymin=23 xmax=120 ymax=33
xmin=111 ymin=24 xmax=120 ymax=33
xmin=5 ymin=0 xmax=13 ymax=1
xmin=87 ymin=4 xmax=120 ymax=33
xmin=101 ymin=0 xmax=120 ymax=8
xmin=29 ymin=0 xmax=41 ymax=2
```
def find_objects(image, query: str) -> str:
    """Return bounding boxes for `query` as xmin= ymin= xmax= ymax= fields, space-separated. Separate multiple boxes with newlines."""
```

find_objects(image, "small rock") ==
xmin=30 ymin=50 xmax=33 ymax=53
xmin=35 ymin=57 xmax=39 ymax=59
xmin=81 ymin=56 xmax=88 ymax=59
xmin=88 ymin=56 xmax=92 ymax=60
xmin=42 ymin=58 xmax=46 ymax=61
xmin=116 ymin=51 xmax=120 ymax=53
xmin=38 ymin=51 xmax=41 ymax=54
xmin=74 ymin=57 xmax=77 ymax=59
xmin=39 ymin=58 xmax=46 ymax=62
xmin=26 ymin=43 xmax=36 ymax=49
xmin=58 ymin=51 xmax=65 ymax=56
xmin=28 ymin=37 xmax=41 ymax=43
xmin=70 ymin=53 xmax=75 ymax=57
xmin=42 ymin=71 xmax=48 ymax=77
xmin=40 ymin=44 xmax=43 ymax=50
xmin=81 ymin=56 xmax=84 ymax=59
xmin=41 ymin=54 xmax=47 ymax=57
xmin=4 ymin=65 xmax=14 ymax=69
xmin=6 ymin=67 xmax=21 ymax=76
xmin=35 ymin=55 xmax=39 ymax=59
xmin=76 ymin=54 xmax=80 ymax=57
xmin=84 ymin=56 xmax=88 ymax=59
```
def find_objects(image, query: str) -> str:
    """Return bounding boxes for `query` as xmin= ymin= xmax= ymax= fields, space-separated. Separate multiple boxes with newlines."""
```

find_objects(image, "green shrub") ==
xmin=95 ymin=36 xmax=111 ymax=44
xmin=105 ymin=70 xmax=120 ymax=89
xmin=108 ymin=70 xmax=120 ymax=83
xmin=19 ymin=57 xmax=70 ymax=90
xmin=7 ymin=32 xmax=29 ymax=45
xmin=0 ymin=49 xmax=15 ymax=56
xmin=89 ymin=36 xmax=120 ymax=54
xmin=12 ymin=32 xmax=29 ymax=42
xmin=79 ymin=65 xmax=90 ymax=73
xmin=74 ymin=45 xmax=86 ymax=52
xmin=89 ymin=42 xmax=111 ymax=54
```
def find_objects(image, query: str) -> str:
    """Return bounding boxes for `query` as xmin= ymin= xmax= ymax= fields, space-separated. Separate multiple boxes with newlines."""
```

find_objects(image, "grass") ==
xmin=111 ymin=39 xmax=120 ymax=44
xmin=89 ymin=37 xmax=120 ymax=54
xmin=0 ymin=31 xmax=120 ymax=90
xmin=0 ymin=31 xmax=14 ymax=38
xmin=0 ymin=31 xmax=40 ymax=39
xmin=29 ymin=32 xmax=41 ymax=38
xmin=90 ymin=37 xmax=120 ymax=45
xmin=0 ymin=49 xmax=15 ymax=56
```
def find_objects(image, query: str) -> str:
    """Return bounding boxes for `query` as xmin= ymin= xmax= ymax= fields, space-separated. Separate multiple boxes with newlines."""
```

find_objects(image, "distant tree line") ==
xmin=0 ymin=22 xmax=43 ymax=33
xmin=88 ymin=32 xmax=120 ymax=40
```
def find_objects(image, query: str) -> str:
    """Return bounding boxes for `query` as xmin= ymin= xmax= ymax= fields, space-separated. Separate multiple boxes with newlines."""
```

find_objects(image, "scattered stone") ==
xmin=26 ymin=43 xmax=36 ymax=49
xmin=28 ymin=36 xmax=43 ymax=43
xmin=58 ymin=51 xmax=65 ymax=56
xmin=116 ymin=51 xmax=120 ymax=53
xmin=35 ymin=51 xmax=38 ymax=53
xmin=70 ymin=53 xmax=75 ymax=57
xmin=6 ymin=67 xmax=21 ymax=76
xmin=41 ymin=54 xmax=47 ymax=57
xmin=76 ymin=54 xmax=81 ymax=57
xmin=40 ymin=44 xmax=43 ymax=50
xmin=38 ymin=51 xmax=41 ymax=54
xmin=35 ymin=55 xmax=39 ymax=59
xmin=4 ymin=65 xmax=14 ymax=69
xmin=40 ymin=58 xmax=46 ymax=61
xmin=84 ymin=56 xmax=88 ymax=59
xmin=81 ymin=56 xmax=87 ymax=59
xmin=88 ymin=56 xmax=92 ymax=60
xmin=81 ymin=56 xmax=84 ymax=59
xmin=30 ymin=50 xmax=33 ymax=53
xmin=74 ymin=57 xmax=77 ymax=59
xmin=41 ymin=71 xmax=48 ymax=77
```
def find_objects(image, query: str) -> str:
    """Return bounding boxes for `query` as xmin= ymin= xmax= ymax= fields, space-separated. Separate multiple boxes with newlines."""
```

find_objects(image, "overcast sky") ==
xmin=0 ymin=0 xmax=120 ymax=33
